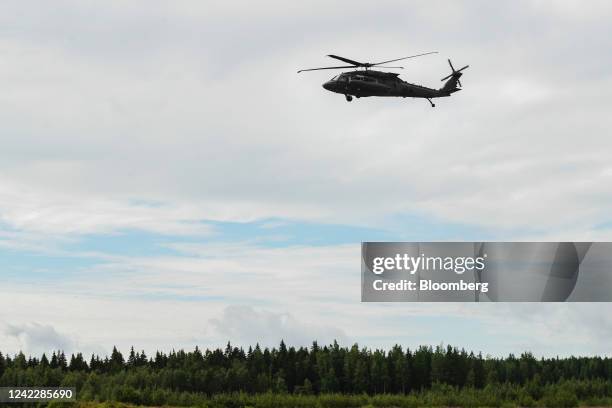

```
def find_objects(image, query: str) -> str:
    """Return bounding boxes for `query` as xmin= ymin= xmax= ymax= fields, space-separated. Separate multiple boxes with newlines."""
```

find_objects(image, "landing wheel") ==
xmin=426 ymin=98 xmax=435 ymax=107
xmin=345 ymin=94 xmax=353 ymax=102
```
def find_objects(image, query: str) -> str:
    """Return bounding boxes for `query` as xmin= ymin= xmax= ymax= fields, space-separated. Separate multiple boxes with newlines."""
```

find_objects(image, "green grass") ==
xmin=40 ymin=391 xmax=612 ymax=408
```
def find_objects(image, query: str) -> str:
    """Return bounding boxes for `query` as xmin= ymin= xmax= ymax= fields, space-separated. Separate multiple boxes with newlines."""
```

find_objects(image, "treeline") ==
xmin=2 ymin=341 xmax=612 ymax=405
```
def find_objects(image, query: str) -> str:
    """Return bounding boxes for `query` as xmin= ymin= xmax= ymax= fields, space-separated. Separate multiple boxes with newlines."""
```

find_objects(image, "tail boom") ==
xmin=440 ymin=73 xmax=463 ymax=94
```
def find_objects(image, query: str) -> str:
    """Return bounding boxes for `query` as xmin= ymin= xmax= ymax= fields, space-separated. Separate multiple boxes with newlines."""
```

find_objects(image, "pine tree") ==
xmin=128 ymin=346 xmax=137 ymax=367
xmin=69 ymin=352 xmax=87 ymax=371
xmin=110 ymin=346 xmax=124 ymax=372
xmin=89 ymin=354 xmax=98 ymax=371
xmin=58 ymin=351 xmax=68 ymax=370
xmin=50 ymin=351 xmax=59 ymax=369
xmin=40 ymin=353 xmax=49 ymax=368
xmin=137 ymin=350 xmax=147 ymax=367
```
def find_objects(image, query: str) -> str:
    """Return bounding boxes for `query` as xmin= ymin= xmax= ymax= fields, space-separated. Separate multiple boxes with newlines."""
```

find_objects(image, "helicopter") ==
xmin=297 ymin=52 xmax=468 ymax=107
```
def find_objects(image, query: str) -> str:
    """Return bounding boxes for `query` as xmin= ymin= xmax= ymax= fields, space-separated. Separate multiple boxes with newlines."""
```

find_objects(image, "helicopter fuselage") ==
xmin=322 ymin=70 xmax=460 ymax=105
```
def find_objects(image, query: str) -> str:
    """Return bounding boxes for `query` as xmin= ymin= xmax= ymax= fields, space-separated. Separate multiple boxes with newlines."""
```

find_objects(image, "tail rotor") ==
xmin=441 ymin=59 xmax=469 ymax=87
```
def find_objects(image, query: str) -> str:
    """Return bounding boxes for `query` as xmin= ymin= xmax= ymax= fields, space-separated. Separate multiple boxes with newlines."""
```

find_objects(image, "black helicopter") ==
xmin=298 ymin=52 xmax=468 ymax=107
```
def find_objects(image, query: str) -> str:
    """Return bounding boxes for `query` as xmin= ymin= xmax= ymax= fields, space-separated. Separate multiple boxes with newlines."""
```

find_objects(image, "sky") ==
xmin=1 ymin=0 xmax=612 ymax=359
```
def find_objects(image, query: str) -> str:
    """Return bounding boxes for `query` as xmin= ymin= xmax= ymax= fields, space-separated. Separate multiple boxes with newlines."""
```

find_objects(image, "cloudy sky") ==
xmin=1 ymin=0 xmax=612 ymax=358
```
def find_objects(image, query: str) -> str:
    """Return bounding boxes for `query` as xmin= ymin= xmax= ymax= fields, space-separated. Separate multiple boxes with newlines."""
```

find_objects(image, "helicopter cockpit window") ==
xmin=331 ymin=75 xmax=339 ymax=81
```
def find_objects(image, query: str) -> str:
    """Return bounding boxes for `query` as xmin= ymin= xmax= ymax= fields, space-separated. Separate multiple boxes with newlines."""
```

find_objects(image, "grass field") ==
xmin=47 ymin=402 xmax=612 ymax=408
xmin=40 ymin=391 xmax=612 ymax=408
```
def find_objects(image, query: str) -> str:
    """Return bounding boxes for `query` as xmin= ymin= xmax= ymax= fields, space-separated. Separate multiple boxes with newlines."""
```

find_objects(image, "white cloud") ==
xmin=1 ymin=241 xmax=612 ymax=357
xmin=3 ymin=323 xmax=75 ymax=355
xmin=0 ymin=176 xmax=213 ymax=237
xmin=529 ymin=0 xmax=612 ymax=20
xmin=210 ymin=305 xmax=348 ymax=347
xmin=0 ymin=0 xmax=610 ymax=238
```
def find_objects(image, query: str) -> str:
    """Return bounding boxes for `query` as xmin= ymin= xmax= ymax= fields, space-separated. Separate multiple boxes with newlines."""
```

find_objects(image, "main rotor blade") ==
xmin=456 ymin=65 xmax=469 ymax=72
xmin=372 ymin=51 xmax=438 ymax=66
xmin=373 ymin=66 xmax=404 ymax=69
xmin=327 ymin=54 xmax=364 ymax=66
xmin=297 ymin=65 xmax=355 ymax=73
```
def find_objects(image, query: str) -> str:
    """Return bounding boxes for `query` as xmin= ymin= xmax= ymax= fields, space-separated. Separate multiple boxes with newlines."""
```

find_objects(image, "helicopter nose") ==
xmin=322 ymin=81 xmax=332 ymax=91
